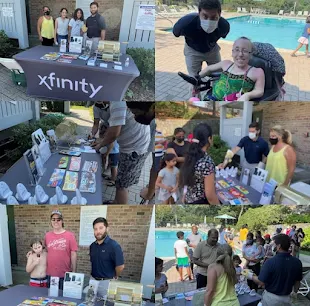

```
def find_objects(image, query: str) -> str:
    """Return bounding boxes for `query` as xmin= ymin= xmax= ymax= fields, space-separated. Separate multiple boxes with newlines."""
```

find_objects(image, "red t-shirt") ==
xmin=45 ymin=231 xmax=78 ymax=278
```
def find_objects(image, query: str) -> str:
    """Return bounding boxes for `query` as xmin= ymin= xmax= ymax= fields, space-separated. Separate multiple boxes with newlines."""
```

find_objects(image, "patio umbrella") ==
xmin=214 ymin=214 xmax=236 ymax=224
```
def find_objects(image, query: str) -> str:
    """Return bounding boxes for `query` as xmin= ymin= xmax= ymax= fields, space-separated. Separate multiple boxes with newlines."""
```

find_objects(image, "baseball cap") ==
xmin=51 ymin=210 xmax=63 ymax=219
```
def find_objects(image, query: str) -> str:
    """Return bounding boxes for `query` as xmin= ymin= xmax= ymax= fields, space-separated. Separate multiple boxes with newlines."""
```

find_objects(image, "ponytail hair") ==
xmin=215 ymin=244 xmax=236 ymax=287
xmin=270 ymin=125 xmax=293 ymax=145
xmin=180 ymin=123 xmax=213 ymax=187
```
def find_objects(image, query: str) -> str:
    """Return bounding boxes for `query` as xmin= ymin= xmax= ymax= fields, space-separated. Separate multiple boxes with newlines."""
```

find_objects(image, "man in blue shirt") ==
xmin=90 ymin=217 xmax=124 ymax=297
xmin=220 ymin=122 xmax=269 ymax=173
xmin=243 ymin=234 xmax=303 ymax=306
xmin=173 ymin=0 xmax=230 ymax=76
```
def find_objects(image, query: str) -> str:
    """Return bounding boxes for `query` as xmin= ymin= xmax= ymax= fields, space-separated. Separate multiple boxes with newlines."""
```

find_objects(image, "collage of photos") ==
xmin=0 ymin=0 xmax=310 ymax=306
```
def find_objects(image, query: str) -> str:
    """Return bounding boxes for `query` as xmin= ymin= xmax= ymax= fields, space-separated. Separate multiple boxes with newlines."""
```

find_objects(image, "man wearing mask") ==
xmin=186 ymin=225 xmax=202 ymax=281
xmin=86 ymin=2 xmax=106 ymax=53
xmin=193 ymin=229 xmax=219 ymax=289
xmin=243 ymin=234 xmax=302 ymax=306
xmin=173 ymin=0 xmax=230 ymax=77
xmin=91 ymin=101 xmax=151 ymax=204
xmin=219 ymin=123 xmax=269 ymax=173
xmin=90 ymin=217 xmax=124 ymax=297
xmin=37 ymin=6 xmax=55 ymax=46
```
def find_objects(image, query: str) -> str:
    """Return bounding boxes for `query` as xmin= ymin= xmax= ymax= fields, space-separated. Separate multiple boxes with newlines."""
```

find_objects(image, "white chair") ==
xmin=290 ymin=11 xmax=295 ymax=16
xmin=242 ymin=7 xmax=248 ymax=13
xmin=187 ymin=223 xmax=191 ymax=227
xmin=183 ymin=223 xmax=187 ymax=228
xmin=237 ymin=7 xmax=242 ymax=13
xmin=278 ymin=10 xmax=284 ymax=15
xmin=176 ymin=224 xmax=181 ymax=228
xmin=166 ymin=223 xmax=171 ymax=227
xmin=297 ymin=11 xmax=303 ymax=16
xmin=303 ymin=11 xmax=309 ymax=16
xmin=297 ymin=268 xmax=310 ymax=297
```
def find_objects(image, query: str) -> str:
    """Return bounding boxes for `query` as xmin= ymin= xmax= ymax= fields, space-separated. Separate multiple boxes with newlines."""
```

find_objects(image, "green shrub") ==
xmin=208 ymin=135 xmax=230 ymax=166
xmin=126 ymin=48 xmax=155 ymax=89
xmin=285 ymin=214 xmax=310 ymax=224
xmin=9 ymin=114 xmax=65 ymax=161
xmin=0 ymin=30 xmax=16 ymax=58
xmin=301 ymin=227 xmax=310 ymax=251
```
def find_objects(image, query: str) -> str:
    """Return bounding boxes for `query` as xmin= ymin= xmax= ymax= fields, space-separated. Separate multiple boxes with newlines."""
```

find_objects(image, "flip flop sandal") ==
xmin=249 ymin=289 xmax=256 ymax=296
xmin=106 ymin=181 xmax=116 ymax=187
xmin=238 ymin=289 xmax=245 ymax=295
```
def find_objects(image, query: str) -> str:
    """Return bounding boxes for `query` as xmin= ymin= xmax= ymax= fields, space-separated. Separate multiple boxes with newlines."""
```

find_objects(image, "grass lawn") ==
xmin=70 ymin=105 xmax=93 ymax=117
xmin=300 ymin=249 xmax=310 ymax=256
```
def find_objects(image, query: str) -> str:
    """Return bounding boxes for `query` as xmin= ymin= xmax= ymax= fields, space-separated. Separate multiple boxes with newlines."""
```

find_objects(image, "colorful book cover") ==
xmin=58 ymin=157 xmax=69 ymax=169
xmin=57 ymin=58 xmax=72 ymax=64
xmin=229 ymin=199 xmax=243 ymax=205
xmin=241 ymin=197 xmax=253 ymax=205
xmin=215 ymin=182 xmax=222 ymax=190
xmin=226 ymin=178 xmax=236 ymax=186
xmin=235 ymin=185 xmax=249 ymax=195
xmin=82 ymin=161 xmax=98 ymax=173
xmin=228 ymin=187 xmax=245 ymax=198
xmin=61 ymin=53 xmax=79 ymax=60
xmin=217 ymin=180 xmax=229 ymax=188
xmin=63 ymin=171 xmax=79 ymax=191
xmin=50 ymin=301 xmax=76 ymax=306
xmin=40 ymin=53 xmax=60 ymax=61
xmin=217 ymin=191 xmax=234 ymax=201
xmin=80 ymin=172 xmax=96 ymax=193
xmin=69 ymin=157 xmax=82 ymax=172
xmin=47 ymin=169 xmax=66 ymax=187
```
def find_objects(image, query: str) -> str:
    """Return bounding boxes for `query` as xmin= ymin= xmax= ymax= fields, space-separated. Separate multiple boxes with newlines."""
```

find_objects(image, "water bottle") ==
xmin=125 ymin=57 xmax=129 ymax=67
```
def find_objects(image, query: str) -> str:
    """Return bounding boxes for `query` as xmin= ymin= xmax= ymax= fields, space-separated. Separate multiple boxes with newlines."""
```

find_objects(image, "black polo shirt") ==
xmin=90 ymin=235 xmax=124 ymax=279
xmin=173 ymin=13 xmax=230 ymax=53
xmin=258 ymin=252 xmax=303 ymax=295
xmin=237 ymin=136 xmax=269 ymax=164
xmin=86 ymin=13 xmax=106 ymax=38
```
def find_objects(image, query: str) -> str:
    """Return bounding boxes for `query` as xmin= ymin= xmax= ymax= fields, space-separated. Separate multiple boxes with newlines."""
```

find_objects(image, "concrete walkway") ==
xmin=67 ymin=107 xmax=152 ymax=205
xmin=155 ymin=13 xmax=310 ymax=102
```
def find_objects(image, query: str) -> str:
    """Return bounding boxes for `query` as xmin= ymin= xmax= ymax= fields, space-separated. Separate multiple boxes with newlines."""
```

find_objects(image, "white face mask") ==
xmin=200 ymin=19 xmax=218 ymax=33
xmin=249 ymin=132 xmax=256 ymax=140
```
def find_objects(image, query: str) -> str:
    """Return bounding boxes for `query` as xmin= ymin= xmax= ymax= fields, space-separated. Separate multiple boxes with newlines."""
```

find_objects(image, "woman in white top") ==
xmin=68 ymin=8 xmax=85 ymax=42
xmin=54 ymin=8 xmax=70 ymax=45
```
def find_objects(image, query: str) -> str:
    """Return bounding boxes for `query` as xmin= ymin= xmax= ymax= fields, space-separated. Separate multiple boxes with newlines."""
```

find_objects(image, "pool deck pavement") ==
xmin=156 ymin=12 xmax=310 ymax=102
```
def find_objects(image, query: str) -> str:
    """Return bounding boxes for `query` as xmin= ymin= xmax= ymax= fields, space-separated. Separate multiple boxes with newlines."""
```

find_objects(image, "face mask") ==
xmin=200 ymin=19 xmax=218 ymax=33
xmin=176 ymin=138 xmax=184 ymax=143
xmin=269 ymin=138 xmax=278 ymax=145
xmin=134 ymin=115 xmax=153 ymax=125
xmin=249 ymin=132 xmax=256 ymax=140
xmin=44 ymin=11 xmax=50 ymax=16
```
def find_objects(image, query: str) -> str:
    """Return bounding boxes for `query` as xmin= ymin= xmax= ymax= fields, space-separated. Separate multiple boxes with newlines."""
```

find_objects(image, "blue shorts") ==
xmin=109 ymin=153 xmax=119 ymax=167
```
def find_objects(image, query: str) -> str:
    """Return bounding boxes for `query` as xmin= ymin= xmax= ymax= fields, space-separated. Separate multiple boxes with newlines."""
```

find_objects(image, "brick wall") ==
xmin=156 ymin=118 xmax=220 ymax=140
xmin=13 ymin=205 xmax=152 ymax=282
xmin=29 ymin=0 xmax=124 ymax=40
xmin=254 ymin=102 xmax=310 ymax=167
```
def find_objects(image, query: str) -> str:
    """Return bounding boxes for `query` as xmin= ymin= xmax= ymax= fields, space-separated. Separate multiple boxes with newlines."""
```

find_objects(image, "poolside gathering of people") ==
xmin=155 ymin=122 xmax=296 ymax=204
xmin=155 ymin=223 xmax=306 ymax=306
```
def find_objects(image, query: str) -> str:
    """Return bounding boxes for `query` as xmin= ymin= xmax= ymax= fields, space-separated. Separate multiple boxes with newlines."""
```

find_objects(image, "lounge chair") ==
xmin=304 ymin=11 xmax=309 ymax=16
xmin=297 ymin=11 xmax=303 ymax=16
xmin=278 ymin=10 xmax=284 ymax=15
xmin=297 ymin=267 xmax=310 ymax=297
xmin=237 ymin=7 xmax=242 ymax=13
xmin=176 ymin=224 xmax=181 ymax=228
xmin=242 ymin=7 xmax=248 ymax=13
xmin=290 ymin=11 xmax=295 ymax=16
xmin=166 ymin=223 xmax=171 ymax=227
xmin=183 ymin=223 xmax=187 ymax=228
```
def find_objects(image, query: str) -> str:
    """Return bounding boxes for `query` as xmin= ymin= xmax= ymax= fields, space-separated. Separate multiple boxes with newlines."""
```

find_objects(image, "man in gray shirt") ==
xmin=186 ymin=225 xmax=202 ymax=280
xmin=193 ymin=229 xmax=219 ymax=289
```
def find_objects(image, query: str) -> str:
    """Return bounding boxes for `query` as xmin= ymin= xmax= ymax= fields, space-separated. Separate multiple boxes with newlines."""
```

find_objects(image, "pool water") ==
xmin=165 ymin=16 xmax=306 ymax=50
xmin=155 ymin=230 xmax=241 ymax=257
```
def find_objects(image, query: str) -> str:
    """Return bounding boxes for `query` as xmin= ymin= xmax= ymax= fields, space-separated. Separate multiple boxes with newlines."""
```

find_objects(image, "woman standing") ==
xmin=54 ymin=8 xmax=70 ymax=44
xmin=68 ymin=8 xmax=85 ymax=42
xmin=166 ymin=128 xmax=190 ymax=169
xmin=204 ymin=244 xmax=239 ymax=306
xmin=265 ymin=125 xmax=296 ymax=186
xmin=180 ymin=123 xmax=219 ymax=204
xmin=37 ymin=6 xmax=54 ymax=46
xmin=242 ymin=233 xmax=261 ymax=290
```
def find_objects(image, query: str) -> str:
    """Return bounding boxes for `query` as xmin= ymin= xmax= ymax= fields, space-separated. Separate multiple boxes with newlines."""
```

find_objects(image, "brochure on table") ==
xmin=250 ymin=168 xmax=268 ymax=193
xmin=31 ymin=128 xmax=52 ymax=164
xmin=63 ymin=272 xmax=85 ymax=299
xmin=49 ymin=276 xmax=60 ymax=297
xmin=69 ymin=36 xmax=83 ymax=54
xmin=23 ymin=149 xmax=41 ymax=186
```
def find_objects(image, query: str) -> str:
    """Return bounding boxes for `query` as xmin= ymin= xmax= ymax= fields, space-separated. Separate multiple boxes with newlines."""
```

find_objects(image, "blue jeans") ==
xmin=57 ymin=34 xmax=68 ymax=44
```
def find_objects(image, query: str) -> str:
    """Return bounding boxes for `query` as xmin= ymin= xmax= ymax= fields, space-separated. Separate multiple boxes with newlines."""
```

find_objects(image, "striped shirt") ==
xmin=155 ymin=130 xmax=165 ymax=157
xmin=109 ymin=102 xmax=150 ymax=155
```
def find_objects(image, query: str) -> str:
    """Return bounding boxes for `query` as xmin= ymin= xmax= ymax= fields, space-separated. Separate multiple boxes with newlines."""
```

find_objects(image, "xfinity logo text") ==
xmin=38 ymin=72 xmax=103 ymax=98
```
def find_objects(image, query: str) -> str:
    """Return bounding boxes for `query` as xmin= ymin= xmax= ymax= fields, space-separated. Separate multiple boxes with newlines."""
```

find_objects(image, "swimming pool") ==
xmin=156 ymin=230 xmax=208 ymax=257
xmin=165 ymin=15 xmax=306 ymax=50
xmin=156 ymin=230 xmax=242 ymax=257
